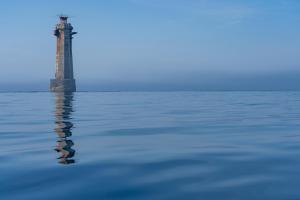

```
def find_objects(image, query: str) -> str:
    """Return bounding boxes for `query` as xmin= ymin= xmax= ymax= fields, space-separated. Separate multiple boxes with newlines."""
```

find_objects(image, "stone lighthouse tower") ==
xmin=50 ymin=15 xmax=77 ymax=92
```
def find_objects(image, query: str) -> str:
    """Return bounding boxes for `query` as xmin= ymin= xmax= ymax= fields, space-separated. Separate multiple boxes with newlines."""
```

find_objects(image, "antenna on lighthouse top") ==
xmin=58 ymin=14 xmax=69 ymax=22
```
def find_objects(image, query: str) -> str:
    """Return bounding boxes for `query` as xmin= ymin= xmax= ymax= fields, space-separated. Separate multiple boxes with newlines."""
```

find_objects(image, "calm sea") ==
xmin=1 ymin=92 xmax=300 ymax=200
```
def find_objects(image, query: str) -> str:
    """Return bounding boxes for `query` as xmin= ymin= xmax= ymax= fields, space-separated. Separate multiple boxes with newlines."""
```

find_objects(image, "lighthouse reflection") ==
xmin=53 ymin=92 xmax=76 ymax=164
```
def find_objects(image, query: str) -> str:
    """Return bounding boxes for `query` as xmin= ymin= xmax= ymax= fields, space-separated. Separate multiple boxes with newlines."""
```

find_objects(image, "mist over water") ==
xmin=2 ymin=71 xmax=300 ymax=91
xmin=1 ymin=92 xmax=300 ymax=199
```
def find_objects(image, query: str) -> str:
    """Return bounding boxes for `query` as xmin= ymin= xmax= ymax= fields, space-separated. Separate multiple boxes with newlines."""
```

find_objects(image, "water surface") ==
xmin=1 ymin=92 xmax=300 ymax=200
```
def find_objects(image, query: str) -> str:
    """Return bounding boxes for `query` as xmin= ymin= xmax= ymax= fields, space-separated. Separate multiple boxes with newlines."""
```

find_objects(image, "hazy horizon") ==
xmin=1 ymin=0 xmax=300 ymax=91
xmin=3 ymin=70 xmax=300 ymax=92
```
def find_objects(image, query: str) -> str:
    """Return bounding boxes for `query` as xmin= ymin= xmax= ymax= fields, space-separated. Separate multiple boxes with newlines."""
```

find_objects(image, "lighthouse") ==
xmin=50 ymin=15 xmax=77 ymax=92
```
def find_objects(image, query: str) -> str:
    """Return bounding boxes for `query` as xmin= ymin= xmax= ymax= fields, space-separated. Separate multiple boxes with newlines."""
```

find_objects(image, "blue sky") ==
xmin=1 ymin=0 xmax=300 ymax=91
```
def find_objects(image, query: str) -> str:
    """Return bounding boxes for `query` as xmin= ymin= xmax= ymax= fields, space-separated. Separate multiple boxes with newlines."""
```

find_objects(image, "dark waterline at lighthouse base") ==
xmin=50 ymin=79 xmax=76 ymax=92
xmin=1 ymin=92 xmax=300 ymax=200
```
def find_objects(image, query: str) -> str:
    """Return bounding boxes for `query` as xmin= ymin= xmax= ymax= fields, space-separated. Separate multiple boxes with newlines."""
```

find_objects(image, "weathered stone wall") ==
xmin=50 ymin=17 xmax=76 ymax=92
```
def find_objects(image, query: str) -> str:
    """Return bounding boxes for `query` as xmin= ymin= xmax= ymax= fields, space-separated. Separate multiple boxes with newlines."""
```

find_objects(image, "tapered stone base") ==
xmin=50 ymin=79 xmax=76 ymax=92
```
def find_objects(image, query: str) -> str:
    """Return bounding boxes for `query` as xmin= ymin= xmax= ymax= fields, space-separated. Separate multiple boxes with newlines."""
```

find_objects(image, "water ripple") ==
xmin=1 ymin=92 xmax=300 ymax=200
